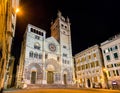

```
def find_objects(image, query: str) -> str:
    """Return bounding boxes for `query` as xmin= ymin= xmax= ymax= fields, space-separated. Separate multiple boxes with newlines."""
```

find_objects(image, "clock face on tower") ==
xmin=48 ymin=43 xmax=56 ymax=52
xmin=62 ymin=30 xmax=69 ymax=36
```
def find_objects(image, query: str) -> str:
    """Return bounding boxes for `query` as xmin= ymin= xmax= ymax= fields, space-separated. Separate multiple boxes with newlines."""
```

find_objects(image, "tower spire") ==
xmin=66 ymin=16 xmax=70 ymax=23
xmin=57 ymin=10 xmax=62 ymax=18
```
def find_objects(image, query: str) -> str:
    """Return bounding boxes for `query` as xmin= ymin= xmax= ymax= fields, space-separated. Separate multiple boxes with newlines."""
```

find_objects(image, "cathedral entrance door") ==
xmin=31 ymin=71 xmax=36 ymax=84
xmin=47 ymin=71 xmax=54 ymax=84
xmin=63 ymin=74 xmax=67 ymax=85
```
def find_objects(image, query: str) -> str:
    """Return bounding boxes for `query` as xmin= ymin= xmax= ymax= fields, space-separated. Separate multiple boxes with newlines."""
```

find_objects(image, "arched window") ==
xmin=34 ymin=42 xmax=40 ymax=50
xmin=34 ymin=52 xmax=38 ymax=58
xmin=31 ymin=28 xmax=34 ymax=32
xmin=29 ymin=51 xmax=33 ymax=57
xmin=39 ymin=54 xmax=42 ymax=59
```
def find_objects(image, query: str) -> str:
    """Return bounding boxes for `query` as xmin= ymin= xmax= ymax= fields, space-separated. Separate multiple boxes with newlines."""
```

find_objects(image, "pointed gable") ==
xmin=46 ymin=36 xmax=59 ymax=45
xmin=45 ymin=36 xmax=60 ymax=53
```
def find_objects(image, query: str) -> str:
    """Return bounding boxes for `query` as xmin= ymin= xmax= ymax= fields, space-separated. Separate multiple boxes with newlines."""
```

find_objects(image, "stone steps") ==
xmin=26 ymin=84 xmax=77 ymax=89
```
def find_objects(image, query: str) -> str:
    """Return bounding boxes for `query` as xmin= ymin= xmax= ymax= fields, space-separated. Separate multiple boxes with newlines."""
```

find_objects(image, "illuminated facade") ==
xmin=0 ymin=0 xmax=19 ymax=91
xmin=100 ymin=34 xmax=120 ymax=89
xmin=74 ymin=45 xmax=107 ymax=88
xmin=16 ymin=11 xmax=74 ymax=88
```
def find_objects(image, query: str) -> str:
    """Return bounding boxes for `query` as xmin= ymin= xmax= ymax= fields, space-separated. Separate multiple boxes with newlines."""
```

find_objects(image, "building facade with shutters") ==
xmin=74 ymin=45 xmax=107 ymax=88
xmin=16 ymin=11 xmax=74 ymax=88
xmin=100 ymin=34 xmax=120 ymax=89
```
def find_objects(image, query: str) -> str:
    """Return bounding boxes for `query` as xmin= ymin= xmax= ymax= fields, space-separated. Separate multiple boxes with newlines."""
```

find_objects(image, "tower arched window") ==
xmin=29 ymin=51 xmax=33 ymax=58
xmin=34 ymin=42 xmax=40 ymax=50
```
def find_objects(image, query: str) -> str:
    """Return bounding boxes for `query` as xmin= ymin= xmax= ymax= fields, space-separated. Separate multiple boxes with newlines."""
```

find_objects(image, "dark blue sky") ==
xmin=13 ymin=0 xmax=120 ymax=64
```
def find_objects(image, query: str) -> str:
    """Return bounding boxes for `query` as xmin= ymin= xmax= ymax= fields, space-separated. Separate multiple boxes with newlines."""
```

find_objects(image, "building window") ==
xmin=106 ymin=55 xmax=111 ymax=61
xmin=108 ymin=71 xmax=111 ymax=77
xmin=86 ymin=64 xmax=88 ymax=69
xmin=113 ymin=45 xmax=118 ymax=51
xmin=93 ymin=53 xmax=96 ymax=58
xmin=116 ymin=70 xmax=119 ymax=76
xmin=38 ymin=31 xmax=43 ymax=36
xmin=88 ymin=63 xmax=90 ymax=68
xmin=103 ymin=50 xmax=105 ymax=53
xmin=57 ymin=57 xmax=59 ymax=61
xmin=110 ymin=45 xmax=118 ymax=51
xmin=113 ymin=70 xmax=116 ymax=76
xmin=81 ymin=57 xmax=85 ymax=62
xmin=114 ymin=63 xmax=117 ymax=67
xmin=45 ymin=54 xmax=48 ymax=59
xmin=31 ymin=28 xmax=34 ymax=32
xmin=96 ymin=61 xmax=99 ymax=66
xmin=91 ymin=62 xmax=95 ymax=68
xmin=67 ymin=61 xmax=69 ymax=64
xmin=12 ymin=23 xmax=14 ymax=30
xmin=76 ymin=59 xmax=80 ymax=64
xmin=29 ymin=51 xmax=33 ymax=57
xmin=63 ymin=53 xmax=67 ymax=57
xmin=63 ymin=45 xmax=66 ymax=49
xmin=113 ymin=52 xmax=118 ymax=59
xmin=110 ymin=48 xmax=112 ymax=51
xmin=82 ymin=65 xmax=85 ymax=70
xmin=35 ymin=35 xmax=40 ymax=40
xmin=115 ymin=46 xmax=118 ymax=49
xmin=65 ymin=26 xmax=67 ymax=29
xmin=115 ymin=62 xmax=120 ymax=67
xmin=104 ymin=48 xmax=110 ymax=54
xmin=64 ymin=60 xmax=66 ymax=64
xmin=107 ymin=64 xmax=112 ymax=68
xmin=30 ymin=28 xmax=43 ymax=36
xmin=55 ymin=73 xmax=60 ymax=81
xmin=34 ymin=52 xmax=38 ymax=58
xmin=107 ymin=64 xmax=113 ymax=68
xmin=88 ymin=55 xmax=91 ymax=59
xmin=61 ymin=24 xmax=64 ymax=27
xmin=39 ymin=54 xmax=42 ymax=59
xmin=34 ymin=42 xmax=40 ymax=50
xmin=62 ymin=59 xmax=64 ymax=64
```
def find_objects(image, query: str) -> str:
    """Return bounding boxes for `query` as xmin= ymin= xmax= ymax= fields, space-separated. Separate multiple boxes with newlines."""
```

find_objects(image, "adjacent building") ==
xmin=0 ymin=0 xmax=19 ymax=91
xmin=74 ymin=45 xmax=107 ymax=88
xmin=6 ymin=56 xmax=15 ymax=88
xmin=16 ymin=11 xmax=74 ymax=88
xmin=100 ymin=34 xmax=120 ymax=89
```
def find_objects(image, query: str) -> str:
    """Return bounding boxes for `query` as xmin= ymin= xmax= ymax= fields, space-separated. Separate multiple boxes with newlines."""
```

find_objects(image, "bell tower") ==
xmin=51 ymin=11 xmax=73 ymax=84
xmin=51 ymin=11 xmax=72 ymax=50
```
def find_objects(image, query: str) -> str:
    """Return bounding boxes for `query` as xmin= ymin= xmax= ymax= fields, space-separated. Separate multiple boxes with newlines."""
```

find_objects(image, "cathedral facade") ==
xmin=16 ymin=11 xmax=74 ymax=87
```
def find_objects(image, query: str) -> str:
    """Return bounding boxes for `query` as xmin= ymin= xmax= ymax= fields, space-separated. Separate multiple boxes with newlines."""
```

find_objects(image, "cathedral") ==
xmin=16 ymin=11 xmax=74 ymax=88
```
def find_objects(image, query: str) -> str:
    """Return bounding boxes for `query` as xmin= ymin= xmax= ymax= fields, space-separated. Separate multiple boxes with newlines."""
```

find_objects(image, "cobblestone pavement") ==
xmin=3 ymin=88 xmax=120 ymax=93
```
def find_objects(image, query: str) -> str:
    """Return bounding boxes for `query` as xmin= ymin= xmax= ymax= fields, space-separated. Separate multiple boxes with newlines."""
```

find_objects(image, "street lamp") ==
xmin=15 ymin=8 xmax=20 ymax=13
xmin=103 ymin=68 xmax=108 ymax=73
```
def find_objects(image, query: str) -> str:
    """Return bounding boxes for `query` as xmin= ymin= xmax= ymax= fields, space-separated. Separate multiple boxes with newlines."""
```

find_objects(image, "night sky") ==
xmin=12 ymin=0 xmax=120 ymax=67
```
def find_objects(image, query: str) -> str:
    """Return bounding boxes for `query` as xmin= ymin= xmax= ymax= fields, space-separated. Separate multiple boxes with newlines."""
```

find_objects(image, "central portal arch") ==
xmin=45 ymin=58 xmax=61 ymax=84
xmin=46 ymin=65 xmax=54 ymax=84
xmin=47 ymin=71 xmax=54 ymax=84
xmin=31 ymin=71 xmax=36 ymax=84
